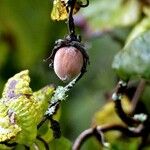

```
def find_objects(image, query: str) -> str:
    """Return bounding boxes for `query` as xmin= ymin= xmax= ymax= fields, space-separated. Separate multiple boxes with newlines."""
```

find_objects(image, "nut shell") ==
xmin=54 ymin=46 xmax=84 ymax=82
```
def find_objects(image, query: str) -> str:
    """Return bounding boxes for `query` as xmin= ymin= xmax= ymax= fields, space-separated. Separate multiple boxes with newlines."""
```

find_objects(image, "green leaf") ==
xmin=49 ymin=137 xmax=72 ymax=150
xmin=111 ymin=138 xmax=139 ymax=150
xmin=0 ymin=0 xmax=52 ymax=68
xmin=80 ymin=0 xmax=141 ymax=30
xmin=112 ymin=30 xmax=150 ymax=80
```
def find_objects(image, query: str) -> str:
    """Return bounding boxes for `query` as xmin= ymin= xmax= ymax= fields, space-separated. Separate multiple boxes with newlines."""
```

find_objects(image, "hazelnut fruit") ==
xmin=53 ymin=46 xmax=84 ymax=82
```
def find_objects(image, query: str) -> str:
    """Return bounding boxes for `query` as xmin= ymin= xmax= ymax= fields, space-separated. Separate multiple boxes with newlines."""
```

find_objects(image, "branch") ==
xmin=72 ymin=124 xmax=144 ymax=150
xmin=131 ymin=79 xmax=146 ymax=113
xmin=67 ymin=0 xmax=76 ymax=38
xmin=72 ymin=128 xmax=93 ymax=150
xmin=112 ymin=80 xmax=145 ymax=127
xmin=114 ymin=99 xmax=141 ymax=126
xmin=45 ymin=75 xmax=79 ymax=116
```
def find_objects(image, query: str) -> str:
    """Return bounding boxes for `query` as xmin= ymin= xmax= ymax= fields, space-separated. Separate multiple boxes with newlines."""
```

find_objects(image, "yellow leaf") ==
xmin=2 ymin=70 xmax=32 ymax=100
xmin=0 ymin=70 xmax=55 ymax=146
xmin=51 ymin=0 xmax=81 ymax=21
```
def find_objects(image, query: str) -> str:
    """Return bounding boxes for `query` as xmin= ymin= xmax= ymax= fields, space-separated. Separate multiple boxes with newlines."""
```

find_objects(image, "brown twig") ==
xmin=72 ymin=128 xmax=93 ymax=150
xmin=72 ymin=124 xmax=144 ymax=150
xmin=114 ymin=99 xmax=141 ymax=126
xmin=131 ymin=79 xmax=146 ymax=113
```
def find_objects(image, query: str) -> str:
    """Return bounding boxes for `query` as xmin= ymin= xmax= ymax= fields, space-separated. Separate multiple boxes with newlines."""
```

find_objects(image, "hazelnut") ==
xmin=53 ymin=46 xmax=84 ymax=82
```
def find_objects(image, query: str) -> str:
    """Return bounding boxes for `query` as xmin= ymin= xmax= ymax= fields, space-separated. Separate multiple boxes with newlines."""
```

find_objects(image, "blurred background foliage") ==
xmin=0 ymin=0 xmax=150 ymax=149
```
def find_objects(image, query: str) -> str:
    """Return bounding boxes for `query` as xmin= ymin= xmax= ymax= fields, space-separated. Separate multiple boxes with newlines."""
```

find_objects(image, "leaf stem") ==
xmin=67 ymin=0 xmax=76 ymax=38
